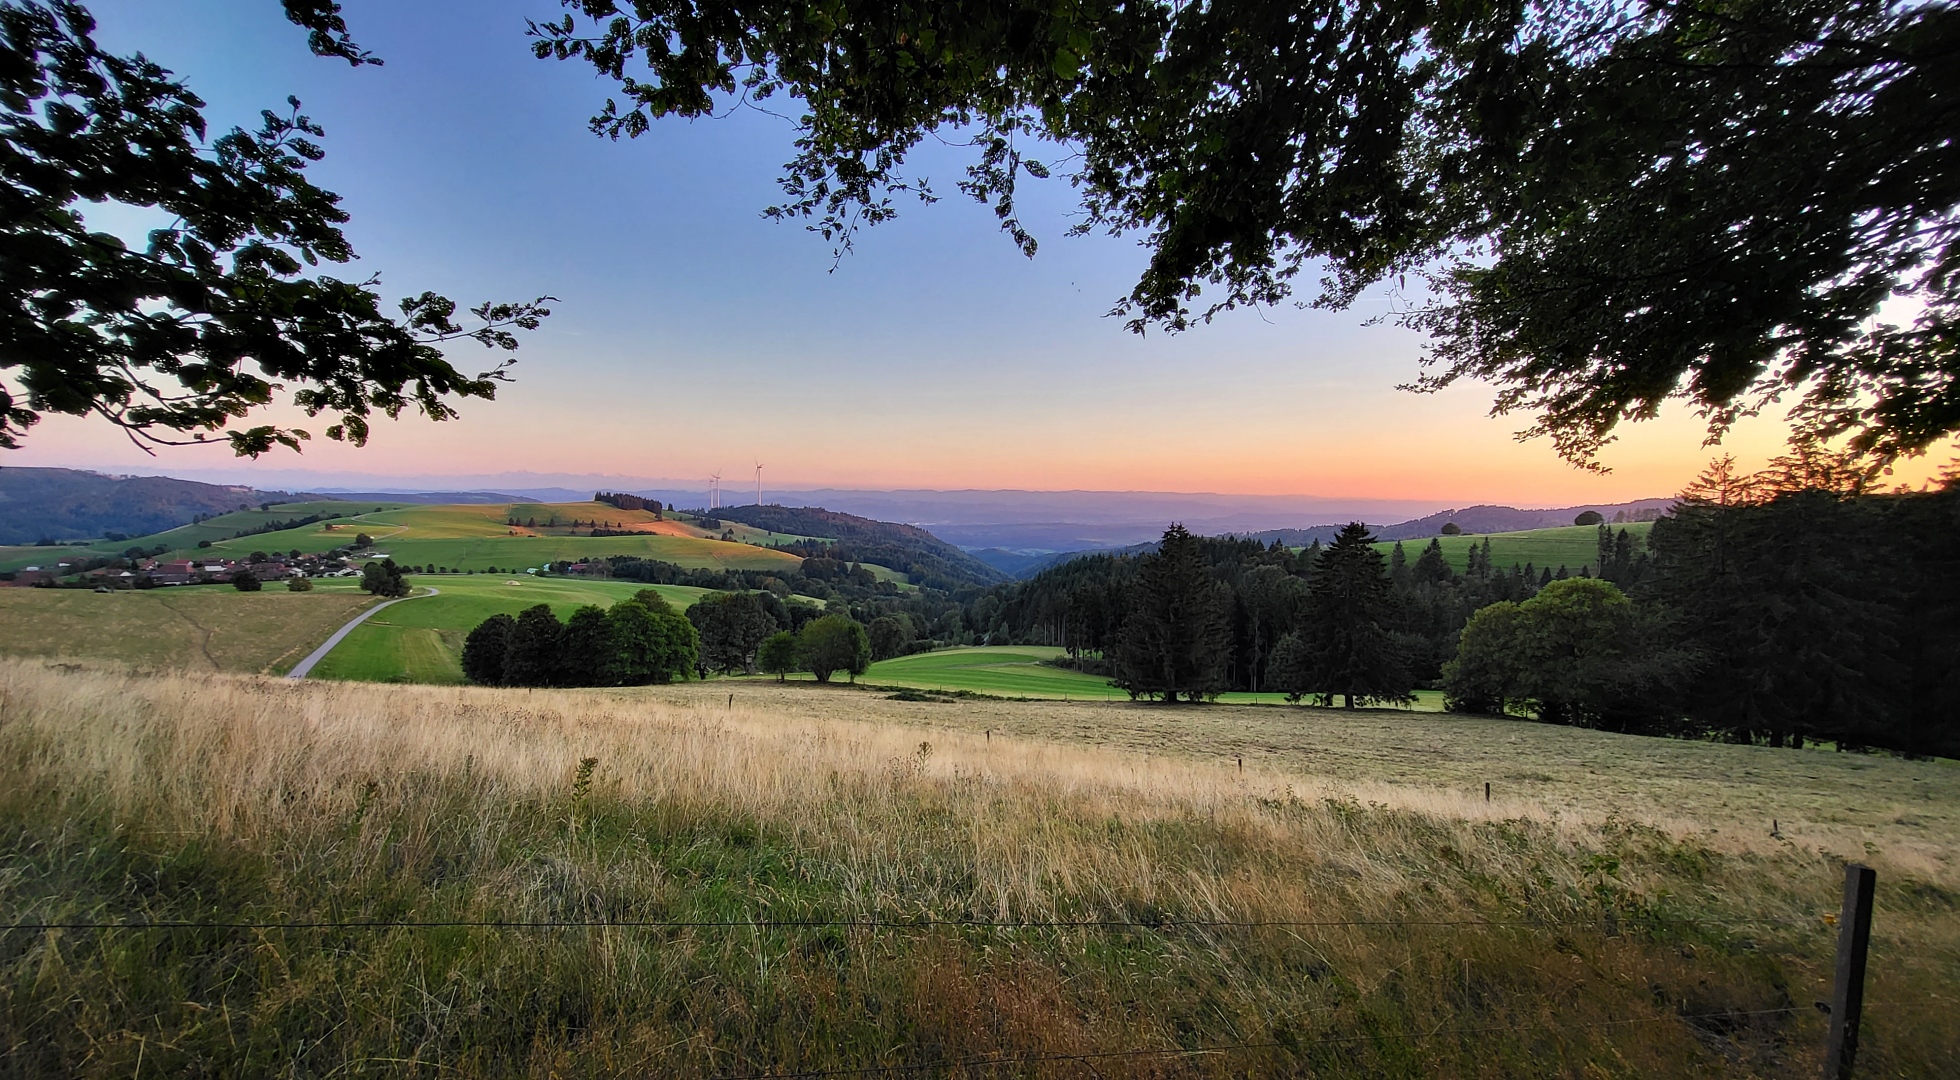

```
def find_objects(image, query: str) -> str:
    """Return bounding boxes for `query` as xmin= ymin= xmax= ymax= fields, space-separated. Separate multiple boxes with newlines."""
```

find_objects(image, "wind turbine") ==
xmin=709 ymin=471 xmax=721 ymax=510
xmin=754 ymin=461 xmax=763 ymax=507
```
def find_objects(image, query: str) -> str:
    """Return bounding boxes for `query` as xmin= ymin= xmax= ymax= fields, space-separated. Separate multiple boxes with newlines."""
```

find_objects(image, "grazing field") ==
xmin=0 ymin=659 xmax=1952 ymax=1077
xmin=86 ymin=500 xmax=403 ymax=555
xmin=133 ymin=501 xmax=814 ymax=575
xmin=853 ymin=645 xmax=1448 ymax=708
xmin=309 ymin=575 xmax=711 ymax=684
xmin=0 ymin=544 xmax=91 ymax=573
xmin=1371 ymin=522 xmax=1656 ymax=575
xmin=0 ymin=586 xmax=378 ymax=674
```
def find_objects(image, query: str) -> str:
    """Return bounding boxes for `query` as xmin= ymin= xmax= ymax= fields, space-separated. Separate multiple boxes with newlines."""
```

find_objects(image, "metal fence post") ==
xmin=1824 ymin=863 xmax=1876 ymax=1080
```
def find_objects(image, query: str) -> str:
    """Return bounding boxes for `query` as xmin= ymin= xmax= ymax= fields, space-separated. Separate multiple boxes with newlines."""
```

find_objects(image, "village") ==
xmin=4 ymin=548 xmax=370 ymax=590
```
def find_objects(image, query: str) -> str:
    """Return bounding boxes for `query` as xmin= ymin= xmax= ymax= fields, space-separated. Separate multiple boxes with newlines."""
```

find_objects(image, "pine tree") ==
xmin=1299 ymin=522 xmax=1412 ymax=709
xmin=1112 ymin=525 xmax=1229 ymax=702
xmin=1413 ymin=538 xmax=1453 ymax=584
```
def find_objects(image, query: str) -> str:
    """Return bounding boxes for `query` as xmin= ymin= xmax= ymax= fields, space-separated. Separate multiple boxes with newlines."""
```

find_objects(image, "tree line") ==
xmin=987 ymin=458 xmax=1957 ymax=756
xmin=462 ymin=590 xmax=698 ymax=688
xmin=460 ymin=588 xmax=876 ymax=689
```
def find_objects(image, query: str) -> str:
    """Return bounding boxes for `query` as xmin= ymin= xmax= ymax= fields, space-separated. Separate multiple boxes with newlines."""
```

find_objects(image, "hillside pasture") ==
xmin=853 ymin=645 xmax=1448 ymax=708
xmin=1371 ymin=521 xmax=1656 ymax=575
xmin=160 ymin=502 xmax=810 ymax=575
xmin=1 ymin=659 xmax=1952 ymax=1077
xmin=0 ymin=544 xmax=92 ymax=574
xmin=90 ymin=501 xmax=403 ymax=555
xmin=0 ymin=586 xmax=378 ymax=674
xmin=308 ymin=575 xmax=711 ymax=684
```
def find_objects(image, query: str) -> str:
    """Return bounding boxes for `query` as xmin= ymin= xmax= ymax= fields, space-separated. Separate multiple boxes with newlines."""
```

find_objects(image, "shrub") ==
xmin=231 ymin=570 xmax=261 ymax=592
xmin=286 ymin=577 xmax=313 ymax=592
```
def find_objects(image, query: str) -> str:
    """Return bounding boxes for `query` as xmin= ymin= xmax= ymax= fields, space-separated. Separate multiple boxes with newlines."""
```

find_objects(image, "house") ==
xmin=3 ymin=569 xmax=57 ymax=588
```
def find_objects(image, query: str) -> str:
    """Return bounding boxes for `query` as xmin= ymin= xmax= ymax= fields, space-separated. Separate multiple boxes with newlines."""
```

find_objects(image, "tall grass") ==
xmin=0 ymin=659 xmax=1953 ymax=1077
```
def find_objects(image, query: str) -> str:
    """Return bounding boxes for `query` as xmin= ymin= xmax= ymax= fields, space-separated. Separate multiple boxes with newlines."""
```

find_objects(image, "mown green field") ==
xmin=829 ymin=645 xmax=1447 ymax=709
xmin=1371 ymin=521 xmax=1656 ymax=575
xmin=309 ymin=575 xmax=712 ymax=684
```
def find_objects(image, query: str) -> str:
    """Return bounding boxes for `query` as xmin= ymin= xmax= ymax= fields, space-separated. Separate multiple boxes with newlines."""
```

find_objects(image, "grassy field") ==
xmin=309 ymin=575 xmax=712 ymax=684
xmin=85 ymin=500 xmax=404 ymax=555
xmin=135 ymin=501 xmax=814 ymax=575
xmin=850 ymin=645 xmax=1448 ymax=708
xmin=1371 ymin=522 xmax=1656 ymax=575
xmin=0 ymin=544 xmax=93 ymax=574
xmin=0 ymin=659 xmax=1952 ymax=1077
xmin=686 ymin=680 xmax=1958 ymax=870
xmin=0 ymin=586 xmax=378 ymax=674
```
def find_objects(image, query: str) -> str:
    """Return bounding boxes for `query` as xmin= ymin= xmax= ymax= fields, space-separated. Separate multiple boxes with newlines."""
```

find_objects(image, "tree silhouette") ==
xmin=1298 ymin=523 xmax=1410 ymax=709
xmin=1112 ymin=524 xmax=1228 ymax=702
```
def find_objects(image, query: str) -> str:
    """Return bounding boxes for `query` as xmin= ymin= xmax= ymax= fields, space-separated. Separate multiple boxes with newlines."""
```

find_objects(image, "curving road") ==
xmin=286 ymin=587 xmax=439 ymax=679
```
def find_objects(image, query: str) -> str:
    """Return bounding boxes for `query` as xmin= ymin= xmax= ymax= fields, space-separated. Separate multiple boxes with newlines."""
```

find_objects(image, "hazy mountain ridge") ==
xmin=0 ymin=468 xmax=305 ymax=545
xmin=980 ymin=499 xmax=1680 ymax=577
xmin=710 ymin=504 xmax=1008 ymax=590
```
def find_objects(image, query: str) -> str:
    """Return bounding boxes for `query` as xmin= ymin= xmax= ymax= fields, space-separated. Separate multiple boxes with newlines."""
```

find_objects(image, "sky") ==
xmin=8 ymin=0 xmax=1952 ymax=506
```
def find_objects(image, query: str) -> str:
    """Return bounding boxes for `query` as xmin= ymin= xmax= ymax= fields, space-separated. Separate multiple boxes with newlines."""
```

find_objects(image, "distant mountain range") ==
xmin=711 ymin=504 xmax=1007 ymax=590
xmin=0 ymin=467 xmax=304 ymax=545
xmin=3 ymin=468 xmax=1675 ymax=581
xmin=964 ymin=499 xmax=1678 ymax=576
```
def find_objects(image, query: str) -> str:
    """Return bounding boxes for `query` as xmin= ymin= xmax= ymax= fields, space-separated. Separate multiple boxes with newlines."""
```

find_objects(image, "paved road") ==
xmin=286 ymin=587 xmax=439 ymax=679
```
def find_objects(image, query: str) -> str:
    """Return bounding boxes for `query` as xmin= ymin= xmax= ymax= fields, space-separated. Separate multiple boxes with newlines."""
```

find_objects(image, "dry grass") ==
xmin=687 ymin=681 xmax=1960 ymax=880
xmin=0 ymin=588 xmax=377 ymax=674
xmin=1 ymin=659 xmax=1954 ymax=1077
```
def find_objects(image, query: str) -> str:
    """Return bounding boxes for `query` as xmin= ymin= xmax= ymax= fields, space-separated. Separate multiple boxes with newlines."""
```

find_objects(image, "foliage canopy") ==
xmin=0 ymin=1 xmax=548 ymax=454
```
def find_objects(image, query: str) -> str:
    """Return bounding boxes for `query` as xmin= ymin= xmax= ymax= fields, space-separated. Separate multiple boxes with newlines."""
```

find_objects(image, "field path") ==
xmin=286 ymin=587 xmax=439 ymax=680
xmin=152 ymin=594 xmax=221 ymax=671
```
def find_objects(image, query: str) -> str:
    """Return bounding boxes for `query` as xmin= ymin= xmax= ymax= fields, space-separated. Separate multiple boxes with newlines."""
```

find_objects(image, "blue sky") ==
xmin=11 ymin=0 xmax=1904 ymax=503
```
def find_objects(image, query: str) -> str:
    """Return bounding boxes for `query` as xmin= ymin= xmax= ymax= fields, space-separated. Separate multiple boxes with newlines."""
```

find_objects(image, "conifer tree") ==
xmin=1413 ymin=539 xmax=1452 ymax=584
xmin=1299 ymin=522 xmax=1411 ymax=709
xmin=1112 ymin=525 xmax=1229 ymax=702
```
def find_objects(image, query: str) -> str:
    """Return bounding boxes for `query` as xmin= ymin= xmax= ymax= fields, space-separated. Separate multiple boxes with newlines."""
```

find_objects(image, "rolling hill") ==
xmin=712 ymin=504 xmax=1007 ymax=590
xmin=1373 ymin=522 xmax=1656 ymax=576
xmin=0 ymin=467 xmax=308 ymax=545
xmin=107 ymin=500 xmax=810 ymax=575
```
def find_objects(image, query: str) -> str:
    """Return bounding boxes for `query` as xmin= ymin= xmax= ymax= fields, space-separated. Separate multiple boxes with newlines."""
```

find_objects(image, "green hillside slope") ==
xmin=310 ymin=576 xmax=710 ymax=684
xmin=107 ymin=501 xmax=807 ymax=575
xmin=1371 ymin=522 xmax=1655 ymax=575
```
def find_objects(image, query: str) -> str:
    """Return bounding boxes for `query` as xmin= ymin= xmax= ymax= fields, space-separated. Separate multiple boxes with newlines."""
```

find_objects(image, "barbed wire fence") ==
xmin=0 ymin=864 xmax=1922 ymax=1077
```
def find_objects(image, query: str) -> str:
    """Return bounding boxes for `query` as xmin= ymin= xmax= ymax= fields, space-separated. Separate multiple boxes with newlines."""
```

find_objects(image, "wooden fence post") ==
xmin=1824 ymin=863 xmax=1876 ymax=1080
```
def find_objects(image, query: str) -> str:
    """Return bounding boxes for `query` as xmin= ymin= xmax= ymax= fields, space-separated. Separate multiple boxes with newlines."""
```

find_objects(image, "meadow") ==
xmin=100 ymin=500 xmax=815 ymax=576
xmin=0 ymin=586 xmax=378 ymax=674
xmin=0 ymin=658 xmax=1952 ymax=1077
xmin=1372 ymin=522 xmax=1656 ymax=575
xmin=852 ymin=645 xmax=1448 ymax=708
xmin=308 ymin=575 xmax=714 ymax=684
